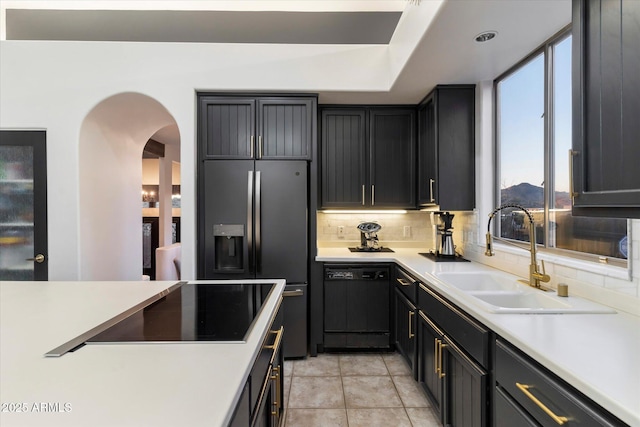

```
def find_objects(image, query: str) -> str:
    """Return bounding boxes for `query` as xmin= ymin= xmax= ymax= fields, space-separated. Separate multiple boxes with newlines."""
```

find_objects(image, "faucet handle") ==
xmin=540 ymin=259 xmax=546 ymax=275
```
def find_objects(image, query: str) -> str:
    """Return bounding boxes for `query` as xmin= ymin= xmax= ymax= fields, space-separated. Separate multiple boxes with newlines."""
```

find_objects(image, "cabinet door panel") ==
xmin=443 ymin=339 xmax=488 ymax=427
xmin=369 ymin=109 xmax=416 ymax=208
xmin=417 ymin=100 xmax=437 ymax=205
xmin=418 ymin=311 xmax=443 ymax=416
xmin=321 ymin=109 xmax=367 ymax=208
xmin=258 ymin=99 xmax=313 ymax=160
xmin=199 ymin=97 xmax=255 ymax=159
xmin=572 ymin=0 xmax=640 ymax=216
xmin=394 ymin=289 xmax=416 ymax=373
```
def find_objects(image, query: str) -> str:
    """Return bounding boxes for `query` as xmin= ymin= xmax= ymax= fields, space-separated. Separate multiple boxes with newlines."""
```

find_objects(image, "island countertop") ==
xmin=317 ymin=247 xmax=640 ymax=426
xmin=0 ymin=279 xmax=285 ymax=427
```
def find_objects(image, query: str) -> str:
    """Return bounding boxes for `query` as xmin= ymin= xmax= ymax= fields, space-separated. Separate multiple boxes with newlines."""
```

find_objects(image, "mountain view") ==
xmin=501 ymin=182 xmax=571 ymax=209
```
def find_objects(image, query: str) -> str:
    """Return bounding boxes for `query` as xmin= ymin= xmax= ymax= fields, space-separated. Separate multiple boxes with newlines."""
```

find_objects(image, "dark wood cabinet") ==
xmin=393 ymin=266 xmax=418 ymax=377
xmin=571 ymin=0 xmax=640 ymax=218
xmin=320 ymin=107 xmax=416 ymax=209
xmin=323 ymin=264 xmax=391 ymax=349
xmin=495 ymin=338 xmax=627 ymax=427
xmin=417 ymin=283 xmax=490 ymax=427
xmin=320 ymin=109 xmax=367 ymax=208
xmin=229 ymin=306 xmax=284 ymax=427
xmin=199 ymin=95 xmax=315 ymax=160
xmin=417 ymin=85 xmax=475 ymax=211
xmin=394 ymin=288 xmax=417 ymax=375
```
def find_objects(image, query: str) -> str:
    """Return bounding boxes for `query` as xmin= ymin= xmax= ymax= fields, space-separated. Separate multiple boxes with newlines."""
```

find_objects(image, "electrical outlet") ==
xmin=337 ymin=225 xmax=345 ymax=238
xmin=403 ymin=226 xmax=411 ymax=238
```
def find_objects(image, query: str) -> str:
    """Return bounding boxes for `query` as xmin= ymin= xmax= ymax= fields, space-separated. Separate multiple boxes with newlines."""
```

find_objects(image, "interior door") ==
xmin=0 ymin=130 xmax=48 ymax=280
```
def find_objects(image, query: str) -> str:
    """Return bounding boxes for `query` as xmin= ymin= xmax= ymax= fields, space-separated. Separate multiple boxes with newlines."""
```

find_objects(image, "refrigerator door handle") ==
xmin=255 ymin=171 xmax=262 ymax=273
xmin=247 ymin=170 xmax=254 ymax=274
xmin=255 ymin=170 xmax=262 ymax=273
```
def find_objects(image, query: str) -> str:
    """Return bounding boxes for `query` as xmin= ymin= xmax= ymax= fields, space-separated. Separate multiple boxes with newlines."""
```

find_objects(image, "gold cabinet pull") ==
xmin=371 ymin=185 xmax=375 ymax=206
xmin=408 ymin=311 xmax=415 ymax=339
xmin=516 ymin=382 xmax=569 ymax=425
xmin=265 ymin=326 xmax=284 ymax=352
xmin=429 ymin=178 xmax=435 ymax=202
xmin=438 ymin=341 xmax=447 ymax=378
xmin=434 ymin=338 xmax=440 ymax=374
xmin=396 ymin=278 xmax=411 ymax=286
xmin=569 ymin=149 xmax=579 ymax=202
xmin=271 ymin=365 xmax=281 ymax=417
xmin=258 ymin=135 xmax=263 ymax=159
xmin=362 ymin=185 xmax=365 ymax=205
xmin=250 ymin=135 xmax=255 ymax=158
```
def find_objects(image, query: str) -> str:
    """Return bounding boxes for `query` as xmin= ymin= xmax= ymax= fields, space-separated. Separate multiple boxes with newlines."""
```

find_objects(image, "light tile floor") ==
xmin=282 ymin=352 xmax=441 ymax=427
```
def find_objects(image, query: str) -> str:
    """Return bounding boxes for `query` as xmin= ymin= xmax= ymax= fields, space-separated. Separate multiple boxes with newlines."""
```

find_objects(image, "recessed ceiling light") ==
xmin=475 ymin=31 xmax=498 ymax=43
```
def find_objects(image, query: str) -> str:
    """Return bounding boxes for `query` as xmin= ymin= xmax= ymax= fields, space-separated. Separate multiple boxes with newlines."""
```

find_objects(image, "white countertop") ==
xmin=317 ymin=247 xmax=640 ymax=426
xmin=0 ymin=279 xmax=285 ymax=427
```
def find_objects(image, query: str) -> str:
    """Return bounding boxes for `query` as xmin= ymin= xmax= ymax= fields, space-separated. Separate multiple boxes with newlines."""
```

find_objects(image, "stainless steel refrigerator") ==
xmin=199 ymin=160 xmax=308 ymax=357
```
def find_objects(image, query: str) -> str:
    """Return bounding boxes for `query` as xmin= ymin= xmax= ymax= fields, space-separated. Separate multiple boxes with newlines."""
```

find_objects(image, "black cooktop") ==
xmin=87 ymin=282 xmax=275 ymax=344
xmin=348 ymin=247 xmax=394 ymax=253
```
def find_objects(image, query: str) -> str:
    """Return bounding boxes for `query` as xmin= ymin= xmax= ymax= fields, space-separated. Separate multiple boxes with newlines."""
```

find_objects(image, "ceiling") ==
xmin=1 ymin=0 xmax=572 ymax=145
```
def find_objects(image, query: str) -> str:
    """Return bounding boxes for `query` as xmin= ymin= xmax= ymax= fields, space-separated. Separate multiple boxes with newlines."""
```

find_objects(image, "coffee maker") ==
xmin=357 ymin=222 xmax=381 ymax=251
xmin=434 ymin=212 xmax=456 ymax=257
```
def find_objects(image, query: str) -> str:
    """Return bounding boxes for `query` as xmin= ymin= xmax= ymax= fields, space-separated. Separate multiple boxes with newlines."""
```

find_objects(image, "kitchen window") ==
xmin=494 ymin=28 xmax=628 ymax=266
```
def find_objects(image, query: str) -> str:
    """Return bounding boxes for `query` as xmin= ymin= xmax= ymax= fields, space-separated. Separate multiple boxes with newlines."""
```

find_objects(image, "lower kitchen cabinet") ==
xmin=418 ymin=283 xmax=490 ymax=427
xmin=229 ymin=312 xmax=284 ymax=427
xmin=418 ymin=310 xmax=488 ymax=427
xmin=495 ymin=338 xmax=628 ymax=427
xmin=323 ymin=264 xmax=390 ymax=349
xmin=394 ymin=288 xmax=417 ymax=376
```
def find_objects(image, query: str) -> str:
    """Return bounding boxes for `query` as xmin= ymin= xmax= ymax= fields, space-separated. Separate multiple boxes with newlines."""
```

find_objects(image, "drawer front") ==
xmin=494 ymin=385 xmax=538 ymax=427
xmin=395 ymin=266 xmax=417 ymax=303
xmin=418 ymin=283 xmax=490 ymax=368
xmin=495 ymin=339 xmax=627 ymax=427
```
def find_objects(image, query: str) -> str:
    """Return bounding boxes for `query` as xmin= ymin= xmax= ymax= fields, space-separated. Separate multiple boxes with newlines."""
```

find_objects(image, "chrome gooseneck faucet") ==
xmin=485 ymin=204 xmax=551 ymax=289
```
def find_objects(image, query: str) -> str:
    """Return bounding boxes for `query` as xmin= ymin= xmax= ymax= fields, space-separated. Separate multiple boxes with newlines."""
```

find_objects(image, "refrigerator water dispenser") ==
xmin=213 ymin=224 xmax=244 ymax=271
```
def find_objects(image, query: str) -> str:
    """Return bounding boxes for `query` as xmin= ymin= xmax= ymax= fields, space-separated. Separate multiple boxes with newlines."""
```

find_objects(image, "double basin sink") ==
xmin=434 ymin=271 xmax=616 ymax=314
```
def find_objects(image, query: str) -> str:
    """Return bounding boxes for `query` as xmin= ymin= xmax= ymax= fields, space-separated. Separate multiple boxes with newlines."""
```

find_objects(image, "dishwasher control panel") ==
xmin=325 ymin=266 xmax=388 ymax=281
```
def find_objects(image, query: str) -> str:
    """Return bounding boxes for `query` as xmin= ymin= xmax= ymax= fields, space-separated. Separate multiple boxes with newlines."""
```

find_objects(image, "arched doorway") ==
xmin=78 ymin=92 xmax=180 ymax=280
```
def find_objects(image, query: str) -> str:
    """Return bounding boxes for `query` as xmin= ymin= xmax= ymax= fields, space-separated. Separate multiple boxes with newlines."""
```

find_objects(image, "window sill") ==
xmin=491 ymin=242 xmax=631 ymax=281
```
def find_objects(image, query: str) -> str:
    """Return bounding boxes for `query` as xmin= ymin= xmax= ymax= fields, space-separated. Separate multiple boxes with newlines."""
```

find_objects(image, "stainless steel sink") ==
xmin=434 ymin=270 xmax=616 ymax=314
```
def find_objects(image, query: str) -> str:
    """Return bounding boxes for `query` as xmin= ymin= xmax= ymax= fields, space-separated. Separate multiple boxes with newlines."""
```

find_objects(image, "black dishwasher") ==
xmin=323 ymin=265 xmax=390 ymax=350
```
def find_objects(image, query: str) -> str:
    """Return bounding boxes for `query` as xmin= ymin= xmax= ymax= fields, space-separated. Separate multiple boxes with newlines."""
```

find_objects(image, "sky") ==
xmin=498 ymin=35 xmax=572 ymax=195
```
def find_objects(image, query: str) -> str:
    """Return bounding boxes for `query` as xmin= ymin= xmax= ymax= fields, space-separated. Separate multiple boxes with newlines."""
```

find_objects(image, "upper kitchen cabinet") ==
xmin=320 ymin=107 xmax=416 ymax=209
xmin=198 ymin=95 xmax=316 ymax=160
xmin=571 ymin=0 xmax=640 ymax=218
xmin=417 ymin=85 xmax=475 ymax=211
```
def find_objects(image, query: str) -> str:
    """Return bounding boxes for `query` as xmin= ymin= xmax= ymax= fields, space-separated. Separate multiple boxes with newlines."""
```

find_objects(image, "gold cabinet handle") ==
xmin=258 ymin=135 xmax=263 ymax=159
xmin=271 ymin=365 xmax=281 ymax=417
xmin=265 ymin=326 xmax=284 ymax=352
xmin=26 ymin=254 xmax=45 ymax=263
xmin=569 ymin=149 xmax=579 ymax=202
xmin=362 ymin=184 xmax=365 ymax=205
xmin=438 ymin=341 xmax=447 ymax=378
xmin=429 ymin=178 xmax=435 ymax=202
xmin=371 ymin=185 xmax=375 ymax=206
xmin=250 ymin=135 xmax=255 ymax=158
xmin=408 ymin=311 xmax=415 ymax=339
xmin=396 ymin=278 xmax=411 ymax=286
xmin=516 ymin=382 xmax=569 ymax=425
xmin=434 ymin=338 xmax=440 ymax=374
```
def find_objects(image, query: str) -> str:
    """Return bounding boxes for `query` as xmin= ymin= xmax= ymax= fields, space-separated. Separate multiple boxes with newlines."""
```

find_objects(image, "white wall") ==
xmin=0 ymin=40 xmax=392 ymax=280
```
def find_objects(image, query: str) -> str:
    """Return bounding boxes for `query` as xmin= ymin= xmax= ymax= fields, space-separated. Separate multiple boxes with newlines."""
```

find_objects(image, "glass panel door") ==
xmin=0 ymin=131 xmax=47 ymax=280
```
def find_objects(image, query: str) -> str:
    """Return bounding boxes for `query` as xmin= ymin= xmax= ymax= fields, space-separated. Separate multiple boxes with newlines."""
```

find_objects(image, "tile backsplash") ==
xmin=317 ymin=211 xmax=640 ymax=316
xmin=317 ymin=211 xmax=435 ymax=248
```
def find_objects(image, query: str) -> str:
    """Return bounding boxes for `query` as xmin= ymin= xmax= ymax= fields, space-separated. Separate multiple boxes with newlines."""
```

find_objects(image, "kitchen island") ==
xmin=317 ymin=248 xmax=640 ymax=426
xmin=0 ymin=279 xmax=285 ymax=427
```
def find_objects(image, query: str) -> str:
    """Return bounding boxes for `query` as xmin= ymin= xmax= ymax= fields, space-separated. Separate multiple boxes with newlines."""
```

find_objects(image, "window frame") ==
xmin=493 ymin=25 xmax=629 ymax=269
